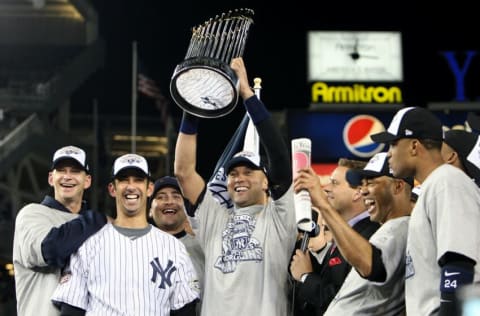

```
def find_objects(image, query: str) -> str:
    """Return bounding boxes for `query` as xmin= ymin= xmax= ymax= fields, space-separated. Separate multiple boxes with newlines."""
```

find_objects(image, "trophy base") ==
xmin=170 ymin=57 xmax=239 ymax=118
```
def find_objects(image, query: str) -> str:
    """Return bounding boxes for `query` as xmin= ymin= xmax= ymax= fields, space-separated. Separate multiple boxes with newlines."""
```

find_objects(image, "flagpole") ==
xmin=253 ymin=77 xmax=262 ymax=99
xmin=243 ymin=77 xmax=261 ymax=154
xmin=131 ymin=41 xmax=137 ymax=153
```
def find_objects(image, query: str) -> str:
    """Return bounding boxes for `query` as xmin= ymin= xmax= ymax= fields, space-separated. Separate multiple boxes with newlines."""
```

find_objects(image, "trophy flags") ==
xmin=207 ymin=78 xmax=262 ymax=209
xmin=207 ymin=113 xmax=250 ymax=209
xmin=243 ymin=78 xmax=261 ymax=154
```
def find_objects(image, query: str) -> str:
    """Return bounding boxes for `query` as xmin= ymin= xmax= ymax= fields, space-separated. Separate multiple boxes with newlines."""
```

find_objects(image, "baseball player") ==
xmin=295 ymin=152 xmax=413 ymax=315
xmin=442 ymin=129 xmax=480 ymax=186
xmin=371 ymin=107 xmax=480 ymax=315
xmin=13 ymin=145 xmax=107 ymax=316
xmin=149 ymin=176 xmax=205 ymax=315
xmin=174 ymin=57 xmax=297 ymax=316
xmin=51 ymin=153 xmax=200 ymax=316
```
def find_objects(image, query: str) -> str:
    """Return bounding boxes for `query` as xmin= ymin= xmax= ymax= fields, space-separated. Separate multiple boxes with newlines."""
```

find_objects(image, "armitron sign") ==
xmin=311 ymin=82 xmax=402 ymax=103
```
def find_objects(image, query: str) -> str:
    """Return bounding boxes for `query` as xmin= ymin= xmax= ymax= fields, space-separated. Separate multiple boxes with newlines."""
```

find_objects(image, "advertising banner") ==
xmin=287 ymin=109 xmax=469 ymax=163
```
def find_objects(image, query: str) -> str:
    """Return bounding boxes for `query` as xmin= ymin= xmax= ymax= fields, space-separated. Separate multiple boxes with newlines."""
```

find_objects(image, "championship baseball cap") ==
xmin=346 ymin=152 xmax=414 ymax=187
xmin=112 ymin=153 xmax=150 ymax=179
xmin=51 ymin=145 xmax=89 ymax=173
xmin=443 ymin=129 xmax=480 ymax=185
xmin=224 ymin=150 xmax=267 ymax=174
xmin=370 ymin=107 xmax=443 ymax=143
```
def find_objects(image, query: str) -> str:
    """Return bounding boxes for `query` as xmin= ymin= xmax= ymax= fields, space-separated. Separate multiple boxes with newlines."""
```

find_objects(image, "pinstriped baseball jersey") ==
xmin=51 ymin=223 xmax=199 ymax=315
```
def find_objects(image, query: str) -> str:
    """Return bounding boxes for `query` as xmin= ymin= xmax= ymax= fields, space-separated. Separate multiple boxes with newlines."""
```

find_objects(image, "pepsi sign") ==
xmin=343 ymin=115 xmax=385 ymax=158
xmin=287 ymin=109 xmax=468 ymax=163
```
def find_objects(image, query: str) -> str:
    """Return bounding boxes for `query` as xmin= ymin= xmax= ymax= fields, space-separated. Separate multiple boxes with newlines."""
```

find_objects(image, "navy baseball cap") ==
xmin=224 ymin=150 xmax=267 ymax=175
xmin=152 ymin=176 xmax=181 ymax=198
xmin=370 ymin=107 xmax=443 ymax=143
xmin=112 ymin=153 xmax=151 ymax=179
xmin=346 ymin=152 xmax=414 ymax=187
xmin=467 ymin=112 xmax=480 ymax=132
xmin=149 ymin=176 xmax=192 ymax=212
xmin=444 ymin=129 xmax=480 ymax=185
xmin=51 ymin=145 xmax=89 ymax=173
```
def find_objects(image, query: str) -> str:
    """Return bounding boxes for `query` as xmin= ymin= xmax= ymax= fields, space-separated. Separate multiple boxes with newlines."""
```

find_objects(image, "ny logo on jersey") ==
xmin=150 ymin=258 xmax=177 ymax=289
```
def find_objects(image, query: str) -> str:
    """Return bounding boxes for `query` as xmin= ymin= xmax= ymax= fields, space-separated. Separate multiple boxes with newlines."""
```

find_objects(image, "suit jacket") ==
xmin=291 ymin=216 xmax=380 ymax=316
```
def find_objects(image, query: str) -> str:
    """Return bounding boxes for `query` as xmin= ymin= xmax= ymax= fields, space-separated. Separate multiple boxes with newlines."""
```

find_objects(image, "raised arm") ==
xmin=230 ymin=57 xmax=291 ymax=199
xmin=294 ymin=167 xmax=374 ymax=277
xmin=174 ymin=112 xmax=206 ymax=206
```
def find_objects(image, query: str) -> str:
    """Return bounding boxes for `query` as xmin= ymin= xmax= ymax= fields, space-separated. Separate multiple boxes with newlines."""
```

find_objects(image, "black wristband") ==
xmin=179 ymin=112 xmax=199 ymax=134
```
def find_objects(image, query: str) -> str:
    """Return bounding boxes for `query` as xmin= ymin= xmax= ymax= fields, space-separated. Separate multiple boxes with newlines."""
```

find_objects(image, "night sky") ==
xmin=73 ymin=1 xmax=480 ymax=176
xmin=86 ymin=1 xmax=480 ymax=111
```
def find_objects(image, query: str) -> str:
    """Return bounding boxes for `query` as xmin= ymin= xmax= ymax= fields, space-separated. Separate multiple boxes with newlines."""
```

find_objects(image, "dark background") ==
xmin=75 ymin=1 xmax=480 ymax=177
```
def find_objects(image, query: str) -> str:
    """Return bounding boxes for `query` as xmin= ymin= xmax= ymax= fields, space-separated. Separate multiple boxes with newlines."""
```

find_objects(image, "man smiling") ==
xmin=52 ymin=154 xmax=199 ymax=315
xmin=293 ymin=152 xmax=413 ymax=315
xmin=149 ymin=176 xmax=205 ymax=315
xmin=13 ymin=145 xmax=107 ymax=316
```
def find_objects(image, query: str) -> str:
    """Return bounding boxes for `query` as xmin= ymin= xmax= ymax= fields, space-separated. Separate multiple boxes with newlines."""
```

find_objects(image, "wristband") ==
xmin=440 ymin=263 xmax=473 ymax=294
xmin=179 ymin=112 xmax=199 ymax=135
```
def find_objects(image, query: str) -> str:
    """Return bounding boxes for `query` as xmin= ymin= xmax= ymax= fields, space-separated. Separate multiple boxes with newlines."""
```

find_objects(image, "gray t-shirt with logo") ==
xmin=196 ymin=186 xmax=297 ymax=316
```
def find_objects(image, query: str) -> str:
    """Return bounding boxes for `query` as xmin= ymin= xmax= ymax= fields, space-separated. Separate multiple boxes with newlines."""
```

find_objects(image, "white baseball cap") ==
xmin=52 ymin=145 xmax=89 ymax=172
xmin=112 ymin=153 xmax=150 ymax=178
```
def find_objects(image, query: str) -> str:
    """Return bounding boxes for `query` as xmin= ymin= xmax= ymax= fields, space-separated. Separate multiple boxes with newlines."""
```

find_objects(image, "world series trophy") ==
xmin=170 ymin=8 xmax=254 ymax=118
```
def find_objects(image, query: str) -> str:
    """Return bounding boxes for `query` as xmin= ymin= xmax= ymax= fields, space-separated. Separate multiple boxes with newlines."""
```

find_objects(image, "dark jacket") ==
xmin=291 ymin=216 xmax=380 ymax=316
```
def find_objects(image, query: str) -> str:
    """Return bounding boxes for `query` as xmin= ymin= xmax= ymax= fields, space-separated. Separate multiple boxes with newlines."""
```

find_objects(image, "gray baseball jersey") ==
xmin=51 ymin=223 xmax=199 ymax=315
xmin=194 ymin=186 xmax=297 ymax=316
xmin=179 ymin=232 xmax=205 ymax=315
xmin=405 ymin=164 xmax=480 ymax=315
xmin=325 ymin=216 xmax=409 ymax=315
xmin=13 ymin=203 xmax=79 ymax=316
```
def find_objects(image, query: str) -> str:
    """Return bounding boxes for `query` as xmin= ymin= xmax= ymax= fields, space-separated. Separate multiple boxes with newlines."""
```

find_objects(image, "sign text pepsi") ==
xmin=287 ymin=110 xmax=469 ymax=162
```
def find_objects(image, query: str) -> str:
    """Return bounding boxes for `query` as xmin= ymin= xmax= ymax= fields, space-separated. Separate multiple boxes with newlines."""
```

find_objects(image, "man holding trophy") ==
xmin=173 ymin=56 xmax=297 ymax=316
xmin=171 ymin=10 xmax=296 ymax=315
